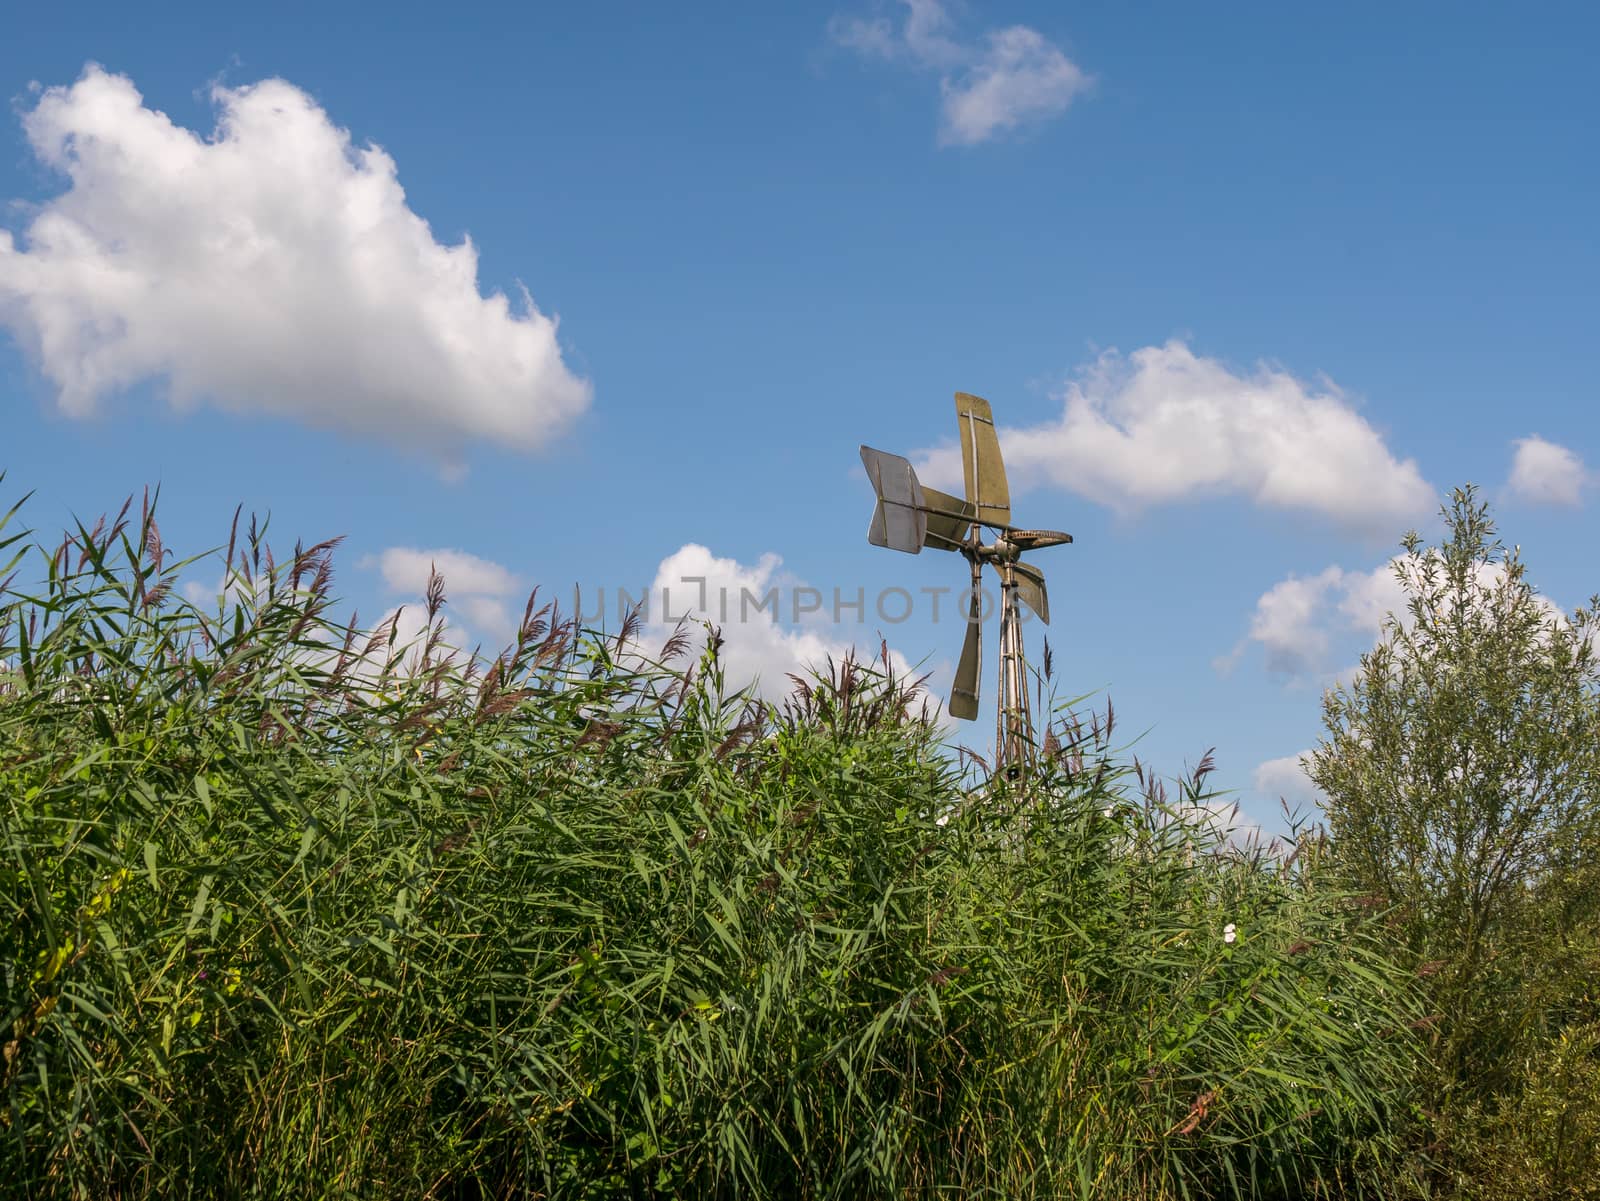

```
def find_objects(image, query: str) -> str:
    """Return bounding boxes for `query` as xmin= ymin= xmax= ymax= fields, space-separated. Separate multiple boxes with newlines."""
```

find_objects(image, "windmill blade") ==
xmin=989 ymin=560 xmax=1049 ymax=625
xmin=860 ymin=446 xmax=927 ymax=554
xmin=955 ymin=392 xmax=1010 ymax=529
xmin=920 ymin=485 xmax=974 ymax=552
xmin=1013 ymin=560 xmax=1049 ymax=625
xmin=867 ymin=500 xmax=888 ymax=547
xmin=949 ymin=561 xmax=982 ymax=720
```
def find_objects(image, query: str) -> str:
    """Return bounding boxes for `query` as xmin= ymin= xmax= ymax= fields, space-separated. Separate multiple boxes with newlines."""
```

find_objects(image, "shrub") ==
xmin=1309 ymin=485 xmax=1600 ymax=1187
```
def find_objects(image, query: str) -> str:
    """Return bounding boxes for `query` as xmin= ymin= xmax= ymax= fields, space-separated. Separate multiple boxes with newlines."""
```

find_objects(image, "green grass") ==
xmin=2 ymin=491 xmax=1422 ymax=1198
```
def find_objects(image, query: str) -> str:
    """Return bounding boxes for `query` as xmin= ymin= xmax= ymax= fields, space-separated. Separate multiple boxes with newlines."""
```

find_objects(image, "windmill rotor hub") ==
xmin=966 ymin=537 xmax=1020 ymax=563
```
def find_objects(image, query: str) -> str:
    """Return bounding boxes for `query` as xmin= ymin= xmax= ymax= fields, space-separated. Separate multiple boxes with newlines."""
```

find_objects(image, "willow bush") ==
xmin=1310 ymin=487 xmax=1600 ymax=1198
xmin=2 ymin=489 xmax=1419 ymax=1199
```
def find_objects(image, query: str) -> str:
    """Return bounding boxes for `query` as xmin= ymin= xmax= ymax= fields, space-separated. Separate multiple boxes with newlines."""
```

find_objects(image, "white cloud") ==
xmin=1243 ymin=566 xmax=1349 ymax=676
xmin=1333 ymin=561 xmax=1408 ymax=633
xmin=1507 ymin=435 xmax=1587 ymax=507
xmin=363 ymin=545 xmax=525 ymax=650
xmin=0 ymin=65 xmax=589 ymax=462
xmin=830 ymin=0 xmax=962 ymax=64
xmin=1227 ymin=561 xmax=1404 ymax=681
xmin=647 ymin=543 xmax=917 ymax=702
xmin=367 ymin=602 xmax=473 ymax=674
xmin=1253 ymin=752 xmax=1321 ymax=809
xmin=352 ymin=541 xmax=920 ymax=704
xmin=940 ymin=26 xmax=1090 ymax=146
xmin=1232 ymin=553 xmax=1570 ymax=682
xmin=919 ymin=341 xmax=1433 ymax=531
xmin=456 ymin=595 xmax=515 ymax=640
xmin=368 ymin=547 xmax=520 ymax=599
xmin=830 ymin=0 xmax=1089 ymax=145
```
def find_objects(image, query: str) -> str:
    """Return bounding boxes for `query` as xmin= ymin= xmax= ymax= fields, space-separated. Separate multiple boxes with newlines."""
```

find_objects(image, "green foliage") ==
xmin=1 ymin=489 xmax=1418 ymax=1199
xmin=1437 ymin=1018 xmax=1600 ymax=1201
xmin=1310 ymin=485 xmax=1600 ymax=1188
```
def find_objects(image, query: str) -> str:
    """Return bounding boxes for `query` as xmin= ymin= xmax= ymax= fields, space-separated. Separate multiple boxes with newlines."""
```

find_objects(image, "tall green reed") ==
xmin=2 ymin=490 xmax=1419 ymax=1199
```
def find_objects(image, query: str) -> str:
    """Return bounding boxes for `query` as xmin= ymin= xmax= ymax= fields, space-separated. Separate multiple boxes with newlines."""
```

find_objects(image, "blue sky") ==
xmin=2 ymin=2 xmax=1595 ymax=833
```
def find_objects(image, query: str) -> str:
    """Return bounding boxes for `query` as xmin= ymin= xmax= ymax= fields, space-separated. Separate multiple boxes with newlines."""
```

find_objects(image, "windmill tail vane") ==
xmin=861 ymin=392 xmax=1072 ymax=774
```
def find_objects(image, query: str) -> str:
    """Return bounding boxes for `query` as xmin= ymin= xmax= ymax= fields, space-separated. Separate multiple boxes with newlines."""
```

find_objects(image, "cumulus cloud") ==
xmin=647 ymin=543 xmax=918 ymax=702
xmin=940 ymin=27 xmax=1090 ymax=146
xmin=1222 ymin=559 xmax=1401 ymax=681
xmin=1507 ymin=435 xmax=1588 ymax=507
xmin=1253 ymin=752 xmax=1322 ymax=809
xmin=1240 ymin=567 xmax=1354 ymax=676
xmin=0 ymin=65 xmax=589 ymax=461
xmin=918 ymin=341 xmax=1433 ymax=531
xmin=1231 ymin=553 xmax=1569 ymax=682
xmin=368 ymin=547 xmax=520 ymax=599
xmin=1224 ymin=561 xmax=1406 ymax=681
xmin=829 ymin=0 xmax=1089 ymax=145
xmin=364 ymin=545 xmax=526 ymax=650
xmin=351 ymin=540 xmax=921 ymax=705
xmin=367 ymin=601 xmax=474 ymax=675
xmin=831 ymin=0 xmax=962 ymax=64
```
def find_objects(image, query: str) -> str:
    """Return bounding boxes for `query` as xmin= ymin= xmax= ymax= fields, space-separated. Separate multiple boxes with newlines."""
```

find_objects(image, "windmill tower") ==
xmin=861 ymin=393 xmax=1072 ymax=774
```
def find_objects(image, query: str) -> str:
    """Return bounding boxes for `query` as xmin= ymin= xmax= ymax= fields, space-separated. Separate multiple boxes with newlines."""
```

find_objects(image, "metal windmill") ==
xmin=861 ymin=393 xmax=1072 ymax=773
